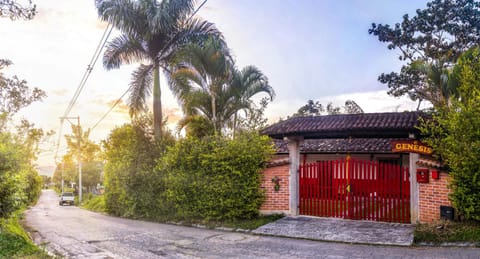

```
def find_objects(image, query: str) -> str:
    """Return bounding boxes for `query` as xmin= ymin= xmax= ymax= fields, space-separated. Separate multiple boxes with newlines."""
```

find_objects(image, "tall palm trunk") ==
xmin=153 ymin=63 xmax=163 ymax=138
xmin=211 ymin=92 xmax=217 ymax=134
xmin=232 ymin=112 xmax=238 ymax=139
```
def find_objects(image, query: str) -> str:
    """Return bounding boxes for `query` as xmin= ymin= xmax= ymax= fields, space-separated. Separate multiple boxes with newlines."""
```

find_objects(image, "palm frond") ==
xmin=168 ymin=66 xmax=204 ymax=101
xmin=159 ymin=17 xmax=226 ymax=62
xmin=128 ymin=64 xmax=154 ymax=117
xmin=103 ymin=34 xmax=148 ymax=69
xmin=150 ymin=0 xmax=195 ymax=35
xmin=238 ymin=65 xmax=275 ymax=101
xmin=185 ymin=90 xmax=212 ymax=118
xmin=96 ymin=0 xmax=148 ymax=37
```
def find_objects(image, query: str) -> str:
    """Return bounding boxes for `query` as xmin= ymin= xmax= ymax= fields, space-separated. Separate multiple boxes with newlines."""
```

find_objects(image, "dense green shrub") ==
xmin=159 ymin=132 xmax=274 ymax=221
xmin=420 ymin=47 xmax=480 ymax=220
xmin=0 ymin=212 xmax=49 ymax=258
xmin=82 ymin=195 xmax=106 ymax=213
xmin=0 ymin=133 xmax=42 ymax=217
xmin=103 ymin=122 xmax=175 ymax=218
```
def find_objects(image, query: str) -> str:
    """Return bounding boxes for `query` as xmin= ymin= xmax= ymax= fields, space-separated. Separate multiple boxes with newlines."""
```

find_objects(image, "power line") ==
xmin=91 ymin=87 xmax=130 ymax=130
xmin=54 ymin=23 xmax=113 ymax=162
xmin=63 ymin=24 xmax=114 ymax=118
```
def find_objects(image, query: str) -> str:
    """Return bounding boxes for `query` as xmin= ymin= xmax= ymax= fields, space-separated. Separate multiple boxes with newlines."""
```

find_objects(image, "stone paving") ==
xmin=253 ymin=216 xmax=415 ymax=246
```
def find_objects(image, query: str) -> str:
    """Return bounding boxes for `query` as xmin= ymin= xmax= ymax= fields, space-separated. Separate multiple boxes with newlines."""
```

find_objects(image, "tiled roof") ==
xmin=262 ymin=112 xmax=423 ymax=139
xmin=266 ymin=158 xmax=290 ymax=167
xmin=273 ymin=138 xmax=410 ymax=154
xmin=416 ymin=157 xmax=445 ymax=169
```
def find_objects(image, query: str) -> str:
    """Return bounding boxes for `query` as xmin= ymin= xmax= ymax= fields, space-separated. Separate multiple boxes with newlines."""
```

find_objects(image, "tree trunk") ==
xmin=153 ymin=64 xmax=163 ymax=138
xmin=232 ymin=112 xmax=237 ymax=139
xmin=211 ymin=91 xmax=217 ymax=134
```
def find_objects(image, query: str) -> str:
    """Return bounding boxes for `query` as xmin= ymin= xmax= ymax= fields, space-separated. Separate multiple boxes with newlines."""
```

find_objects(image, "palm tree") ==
xmin=96 ymin=0 xmax=223 ymax=138
xmin=168 ymin=36 xmax=233 ymax=134
xmin=229 ymin=66 xmax=274 ymax=137
xmin=168 ymin=38 xmax=274 ymax=136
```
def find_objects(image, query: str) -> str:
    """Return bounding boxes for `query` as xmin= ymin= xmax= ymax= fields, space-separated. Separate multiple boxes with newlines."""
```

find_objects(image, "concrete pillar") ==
xmin=285 ymin=136 xmax=303 ymax=216
xmin=409 ymin=153 xmax=419 ymax=223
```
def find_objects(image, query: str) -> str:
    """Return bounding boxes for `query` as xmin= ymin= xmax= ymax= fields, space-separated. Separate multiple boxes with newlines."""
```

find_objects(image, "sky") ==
xmin=0 ymin=0 xmax=431 ymax=175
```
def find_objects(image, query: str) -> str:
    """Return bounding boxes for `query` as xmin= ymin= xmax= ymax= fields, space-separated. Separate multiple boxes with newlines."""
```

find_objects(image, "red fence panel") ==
xmin=299 ymin=159 xmax=410 ymax=223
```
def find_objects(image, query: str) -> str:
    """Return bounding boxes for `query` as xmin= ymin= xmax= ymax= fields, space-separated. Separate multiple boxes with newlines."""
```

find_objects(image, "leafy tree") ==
xmin=40 ymin=175 xmax=51 ymax=187
xmin=0 ymin=133 xmax=22 ymax=217
xmin=65 ymin=125 xmax=102 ymax=191
xmin=96 ymin=0 xmax=222 ymax=138
xmin=53 ymin=125 xmax=103 ymax=192
xmin=292 ymin=100 xmax=363 ymax=117
xmin=52 ymin=154 xmax=77 ymax=190
xmin=326 ymin=103 xmax=341 ymax=115
xmin=293 ymin=100 xmax=324 ymax=116
xmin=0 ymin=0 xmax=36 ymax=20
xmin=369 ymin=0 xmax=480 ymax=107
xmin=0 ymin=59 xmax=45 ymax=219
xmin=102 ymin=115 xmax=174 ymax=218
xmin=0 ymin=59 xmax=45 ymax=129
xmin=419 ymin=47 xmax=480 ymax=220
xmin=0 ymin=129 xmax=43 ymax=217
xmin=344 ymin=100 xmax=364 ymax=114
xmin=236 ymin=97 xmax=270 ymax=134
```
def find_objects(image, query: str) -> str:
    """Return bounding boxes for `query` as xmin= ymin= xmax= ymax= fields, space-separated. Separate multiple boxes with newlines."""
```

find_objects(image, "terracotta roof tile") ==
xmin=262 ymin=112 xmax=423 ymax=139
xmin=273 ymin=138 xmax=410 ymax=154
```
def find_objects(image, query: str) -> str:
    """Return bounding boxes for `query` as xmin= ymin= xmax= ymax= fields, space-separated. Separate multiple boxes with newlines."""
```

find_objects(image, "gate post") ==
xmin=409 ymin=153 xmax=419 ymax=223
xmin=286 ymin=136 xmax=304 ymax=216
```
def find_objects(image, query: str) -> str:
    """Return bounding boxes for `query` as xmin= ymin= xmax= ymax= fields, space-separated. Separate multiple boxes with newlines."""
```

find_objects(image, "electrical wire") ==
xmin=88 ymin=0 xmax=208 ymax=131
xmin=62 ymin=24 xmax=114 ymax=118
xmin=54 ymin=23 xmax=113 ymax=162
xmin=91 ymin=87 xmax=130 ymax=130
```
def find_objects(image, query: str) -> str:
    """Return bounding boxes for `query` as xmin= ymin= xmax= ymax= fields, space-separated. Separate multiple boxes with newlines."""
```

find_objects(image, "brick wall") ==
xmin=260 ymin=164 xmax=289 ymax=214
xmin=418 ymin=170 xmax=452 ymax=222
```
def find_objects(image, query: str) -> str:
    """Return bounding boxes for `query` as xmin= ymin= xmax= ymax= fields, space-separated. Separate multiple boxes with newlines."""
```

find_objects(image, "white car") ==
xmin=59 ymin=192 xmax=75 ymax=206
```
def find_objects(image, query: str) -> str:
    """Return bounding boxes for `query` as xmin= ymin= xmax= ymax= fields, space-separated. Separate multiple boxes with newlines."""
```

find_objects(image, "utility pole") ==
xmin=60 ymin=116 xmax=82 ymax=203
xmin=61 ymin=162 xmax=64 ymax=193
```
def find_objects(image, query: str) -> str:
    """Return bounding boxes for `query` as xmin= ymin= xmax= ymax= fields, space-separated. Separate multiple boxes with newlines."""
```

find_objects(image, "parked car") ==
xmin=59 ymin=192 xmax=75 ymax=206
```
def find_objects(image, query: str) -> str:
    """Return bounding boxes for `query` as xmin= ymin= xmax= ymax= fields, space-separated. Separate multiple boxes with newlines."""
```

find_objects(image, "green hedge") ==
xmin=159 ymin=132 xmax=274 ymax=221
xmin=103 ymin=123 xmax=174 ymax=219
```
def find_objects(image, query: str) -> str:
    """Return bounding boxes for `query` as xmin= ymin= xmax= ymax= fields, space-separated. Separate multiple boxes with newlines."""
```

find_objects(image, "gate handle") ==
xmin=346 ymin=184 xmax=351 ymax=193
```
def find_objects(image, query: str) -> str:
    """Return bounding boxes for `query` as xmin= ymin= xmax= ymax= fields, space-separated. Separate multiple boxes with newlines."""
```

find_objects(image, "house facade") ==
xmin=260 ymin=112 xmax=451 ymax=223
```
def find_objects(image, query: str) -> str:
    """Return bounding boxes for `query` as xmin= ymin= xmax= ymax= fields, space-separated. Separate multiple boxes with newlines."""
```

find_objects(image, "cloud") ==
xmin=50 ymin=88 xmax=70 ymax=96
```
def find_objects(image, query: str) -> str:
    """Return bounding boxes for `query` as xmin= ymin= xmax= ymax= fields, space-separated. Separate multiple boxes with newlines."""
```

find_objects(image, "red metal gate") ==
xmin=299 ymin=159 xmax=410 ymax=223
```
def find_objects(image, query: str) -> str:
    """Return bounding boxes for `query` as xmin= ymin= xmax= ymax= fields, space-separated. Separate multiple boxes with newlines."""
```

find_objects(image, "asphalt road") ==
xmin=25 ymin=190 xmax=480 ymax=258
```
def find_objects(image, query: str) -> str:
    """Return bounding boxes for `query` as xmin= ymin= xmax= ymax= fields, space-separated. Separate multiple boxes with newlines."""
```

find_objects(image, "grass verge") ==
xmin=81 ymin=194 xmax=107 ymax=213
xmin=0 ymin=212 xmax=50 ymax=258
xmin=414 ymin=220 xmax=480 ymax=244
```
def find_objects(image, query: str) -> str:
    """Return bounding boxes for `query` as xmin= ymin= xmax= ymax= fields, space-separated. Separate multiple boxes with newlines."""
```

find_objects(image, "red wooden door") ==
xmin=299 ymin=159 xmax=410 ymax=223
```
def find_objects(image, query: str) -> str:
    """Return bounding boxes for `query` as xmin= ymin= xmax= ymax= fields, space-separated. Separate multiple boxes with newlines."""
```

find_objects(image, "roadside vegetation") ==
xmin=370 ymin=0 xmax=480 ymax=242
xmin=0 ymin=1 xmax=53 ymax=256
xmin=47 ymin=0 xmax=281 ymax=230
xmin=0 ymin=212 xmax=50 ymax=258
xmin=414 ymin=220 xmax=480 ymax=244
xmin=81 ymin=194 xmax=107 ymax=214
